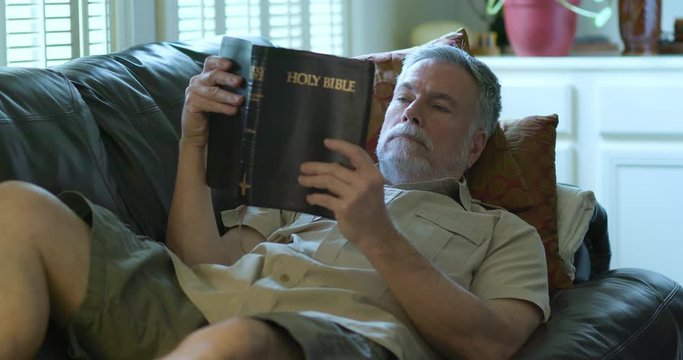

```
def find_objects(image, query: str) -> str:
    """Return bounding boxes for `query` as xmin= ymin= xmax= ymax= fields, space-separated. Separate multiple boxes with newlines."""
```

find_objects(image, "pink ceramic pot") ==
xmin=504 ymin=0 xmax=580 ymax=56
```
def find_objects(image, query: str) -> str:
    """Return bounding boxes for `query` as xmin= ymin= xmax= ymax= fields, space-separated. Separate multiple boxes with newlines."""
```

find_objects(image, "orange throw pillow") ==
xmin=468 ymin=115 xmax=571 ymax=292
xmin=502 ymin=114 xmax=572 ymax=292
xmin=466 ymin=126 xmax=534 ymax=210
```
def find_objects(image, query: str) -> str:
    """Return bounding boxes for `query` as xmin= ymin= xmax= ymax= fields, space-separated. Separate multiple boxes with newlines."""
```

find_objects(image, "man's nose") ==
xmin=401 ymin=106 xmax=422 ymax=126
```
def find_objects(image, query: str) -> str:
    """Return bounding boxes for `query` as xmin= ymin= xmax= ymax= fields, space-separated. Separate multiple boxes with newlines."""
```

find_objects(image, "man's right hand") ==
xmin=181 ymin=55 xmax=244 ymax=149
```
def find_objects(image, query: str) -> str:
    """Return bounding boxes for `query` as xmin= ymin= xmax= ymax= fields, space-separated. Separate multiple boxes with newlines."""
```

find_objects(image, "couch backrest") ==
xmin=0 ymin=67 xmax=124 ymax=216
xmin=0 ymin=38 xmax=224 ymax=241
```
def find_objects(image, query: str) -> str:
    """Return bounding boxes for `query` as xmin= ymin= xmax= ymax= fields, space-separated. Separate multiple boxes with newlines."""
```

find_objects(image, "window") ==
xmin=177 ymin=0 xmax=347 ymax=55
xmin=1 ymin=0 xmax=111 ymax=67
xmin=177 ymin=0 xmax=219 ymax=42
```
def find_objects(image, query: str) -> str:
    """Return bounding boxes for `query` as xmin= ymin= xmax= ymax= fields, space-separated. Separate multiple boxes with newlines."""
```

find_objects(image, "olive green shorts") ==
xmin=60 ymin=192 xmax=207 ymax=359
xmin=60 ymin=192 xmax=395 ymax=359
xmin=254 ymin=312 xmax=396 ymax=360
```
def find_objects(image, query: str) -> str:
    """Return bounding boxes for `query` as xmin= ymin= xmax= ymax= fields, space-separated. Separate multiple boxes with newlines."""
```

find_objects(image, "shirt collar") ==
xmin=391 ymin=177 xmax=473 ymax=211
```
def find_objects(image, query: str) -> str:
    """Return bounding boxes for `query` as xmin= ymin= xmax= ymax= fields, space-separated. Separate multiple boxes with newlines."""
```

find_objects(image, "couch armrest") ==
xmin=584 ymin=202 xmax=611 ymax=278
xmin=573 ymin=201 xmax=611 ymax=284
xmin=515 ymin=268 xmax=683 ymax=359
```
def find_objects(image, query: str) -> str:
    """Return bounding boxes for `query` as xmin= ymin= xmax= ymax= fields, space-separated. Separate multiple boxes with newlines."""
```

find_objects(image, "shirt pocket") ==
xmin=312 ymin=187 xmax=403 ymax=265
xmin=413 ymin=208 xmax=489 ymax=285
xmin=269 ymin=213 xmax=324 ymax=240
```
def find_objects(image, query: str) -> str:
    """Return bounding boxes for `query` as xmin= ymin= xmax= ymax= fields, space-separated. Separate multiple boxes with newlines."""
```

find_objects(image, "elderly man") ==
xmin=0 ymin=44 xmax=548 ymax=359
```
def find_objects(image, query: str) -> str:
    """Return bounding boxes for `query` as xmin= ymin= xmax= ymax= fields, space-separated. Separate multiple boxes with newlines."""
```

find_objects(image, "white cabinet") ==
xmin=480 ymin=56 xmax=683 ymax=285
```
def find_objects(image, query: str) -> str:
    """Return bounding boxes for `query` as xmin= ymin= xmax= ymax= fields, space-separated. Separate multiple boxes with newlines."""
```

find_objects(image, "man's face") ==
xmin=376 ymin=59 xmax=483 ymax=185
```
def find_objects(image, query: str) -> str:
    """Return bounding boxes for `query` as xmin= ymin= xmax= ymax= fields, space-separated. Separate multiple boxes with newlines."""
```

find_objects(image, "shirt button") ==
xmin=279 ymin=274 xmax=290 ymax=283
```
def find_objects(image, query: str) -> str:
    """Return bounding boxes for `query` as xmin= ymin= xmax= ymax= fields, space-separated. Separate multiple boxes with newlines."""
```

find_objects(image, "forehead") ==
xmin=398 ymin=59 xmax=479 ymax=101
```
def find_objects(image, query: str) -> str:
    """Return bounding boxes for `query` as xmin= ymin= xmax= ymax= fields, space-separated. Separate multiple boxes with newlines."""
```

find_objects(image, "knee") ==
xmin=0 ymin=181 xmax=61 ymax=225
xmin=181 ymin=317 xmax=278 ymax=358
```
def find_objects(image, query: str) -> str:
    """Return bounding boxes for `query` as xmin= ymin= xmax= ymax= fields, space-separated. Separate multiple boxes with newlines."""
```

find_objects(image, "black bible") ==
xmin=206 ymin=36 xmax=375 ymax=218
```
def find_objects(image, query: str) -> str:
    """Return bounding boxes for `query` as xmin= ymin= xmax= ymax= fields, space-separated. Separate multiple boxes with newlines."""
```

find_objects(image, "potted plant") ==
xmin=486 ymin=0 xmax=613 ymax=56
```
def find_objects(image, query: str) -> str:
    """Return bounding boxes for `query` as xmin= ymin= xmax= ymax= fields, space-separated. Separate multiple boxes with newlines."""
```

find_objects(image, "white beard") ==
xmin=376 ymin=123 xmax=470 ymax=185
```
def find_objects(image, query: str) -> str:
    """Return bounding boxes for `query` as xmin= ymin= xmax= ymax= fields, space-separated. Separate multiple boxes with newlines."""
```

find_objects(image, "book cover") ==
xmin=206 ymin=36 xmax=375 ymax=218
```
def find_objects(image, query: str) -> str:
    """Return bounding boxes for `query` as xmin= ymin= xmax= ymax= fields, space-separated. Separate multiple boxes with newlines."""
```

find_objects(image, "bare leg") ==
xmin=161 ymin=317 xmax=304 ymax=360
xmin=0 ymin=181 xmax=91 ymax=358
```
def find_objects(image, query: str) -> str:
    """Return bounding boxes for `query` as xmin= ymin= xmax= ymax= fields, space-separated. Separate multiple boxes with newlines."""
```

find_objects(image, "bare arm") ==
xmin=166 ymin=56 xmax=246 ymax=266
xmin=221 ymin=225 xmax=266 ymax=265
xmin=299 ymin=139 xmax=543 ymax=359
xmin=356 ymin=227 xmax=542 ymax=359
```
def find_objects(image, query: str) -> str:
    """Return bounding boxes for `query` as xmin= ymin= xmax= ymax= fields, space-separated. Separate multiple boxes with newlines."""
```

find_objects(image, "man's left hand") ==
xmin=298 ymin=139 xmax=395 ymax=245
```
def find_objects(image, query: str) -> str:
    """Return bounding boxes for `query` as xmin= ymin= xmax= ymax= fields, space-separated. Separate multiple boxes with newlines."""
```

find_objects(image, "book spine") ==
xmin=238 ymin=46 xmax=268 ymax=203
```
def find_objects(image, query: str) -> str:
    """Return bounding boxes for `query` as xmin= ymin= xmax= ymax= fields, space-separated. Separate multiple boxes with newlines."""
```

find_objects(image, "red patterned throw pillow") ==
xmin=501 ymin=114 xmax=571 ymax=291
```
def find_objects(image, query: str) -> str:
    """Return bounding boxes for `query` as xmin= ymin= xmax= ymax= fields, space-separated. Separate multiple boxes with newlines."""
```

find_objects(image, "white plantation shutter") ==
xmin=83 ymin=0 xmax=109 ymax=56
xmin=224 ymin=0 xmax=260 ymax=37
xmin=178 ymin=0 xmax=347 ymax=55
xmin=178 ymin=0 xmax=221 ymax=41
xmin=308 ymin=0 xmax=343 ymax=55
xmin=1 ymin=0 xmax=111 ymax=67
xmin=264 ymin=0 xmax=306 ymax=49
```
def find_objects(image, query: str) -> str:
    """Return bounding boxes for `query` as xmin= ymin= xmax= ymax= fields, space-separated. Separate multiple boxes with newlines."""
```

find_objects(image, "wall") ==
xmin=349 ymin=0 xmax=683 ymax=55
xmin=349 ymin=0 xmax=467 ymax=55
xmin=348 ymin=0 xmax=397 ymax=55
xmin=111 ymin=0 xmax=158 ymax=51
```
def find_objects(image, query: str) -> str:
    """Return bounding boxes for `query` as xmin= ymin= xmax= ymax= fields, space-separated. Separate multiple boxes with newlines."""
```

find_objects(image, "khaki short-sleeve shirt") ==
xmin=168 ymin=178 xmax=550 ymax=359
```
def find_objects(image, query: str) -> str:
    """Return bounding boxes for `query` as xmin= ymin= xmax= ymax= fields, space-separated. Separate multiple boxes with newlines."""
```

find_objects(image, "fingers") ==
xmin=300 ymin=161 xmax=355 ymax=182
xmin=197 ymin=56 xmax=244 ymax=97
xmin=184 ymin=90 xmax=241 ymax=116
xmin=191 ymin=66 xmax=242 ymax=90
xmin=305 ymin=192 xmax=341 ymax=211
xmin=185 ymin=56 xmax=245 ymax=116
xmin=299 ymin=140 xmax=387 ymax=227
xmin=322 ymin=138 xmax=374 ymax=171
xmin=299 ymin=139 xmax=385 ymax=214
xmin=298 ymin=161 xmax=355 ymax=199
xmin=184 ymin=80 xmax=243 ymax=115
xmin=186 ymin=81 xmax=243 ymax=106
xmin=298 ymin=173 xmax=352 ymax=198
xmin=298 ymin=138 xmax=382 ymax=190
xmin=202 ymin=55 xmax=231 ymax=72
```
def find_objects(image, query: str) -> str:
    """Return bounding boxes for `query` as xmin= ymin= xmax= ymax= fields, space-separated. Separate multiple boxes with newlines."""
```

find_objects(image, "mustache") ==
xmin=382 ymin=123 xmax=433 ymax=151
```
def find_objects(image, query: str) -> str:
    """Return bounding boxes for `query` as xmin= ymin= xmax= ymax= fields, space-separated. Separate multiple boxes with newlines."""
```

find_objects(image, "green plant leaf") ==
xmin=594 ymin=7 xmax=612 ymax=28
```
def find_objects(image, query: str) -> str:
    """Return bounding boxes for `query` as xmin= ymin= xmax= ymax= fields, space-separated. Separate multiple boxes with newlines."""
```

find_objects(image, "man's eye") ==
xmin=433 ymin=104 xmax=451 ymax=113
xmin=396 ymin=96 xmax=410 ymax=103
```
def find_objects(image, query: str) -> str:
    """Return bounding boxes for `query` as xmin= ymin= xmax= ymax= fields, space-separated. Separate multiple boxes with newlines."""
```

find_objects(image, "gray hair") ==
xmin=397 ymin=45 xmax=502 ymax=137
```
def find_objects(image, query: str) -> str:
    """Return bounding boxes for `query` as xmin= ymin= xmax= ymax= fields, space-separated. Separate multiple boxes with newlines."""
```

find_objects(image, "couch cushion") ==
xmin=53 ymin=42 xmax=208 ymax=240
xmin=515 ymin=268 xmax=683 ymax=359
xmin=0 ymin=67 xmax=126 ymax=222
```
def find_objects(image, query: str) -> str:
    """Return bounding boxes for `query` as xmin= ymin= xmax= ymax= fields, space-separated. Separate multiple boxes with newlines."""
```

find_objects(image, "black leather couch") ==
xmin=1 ymin=37 xmax=681 ymax=359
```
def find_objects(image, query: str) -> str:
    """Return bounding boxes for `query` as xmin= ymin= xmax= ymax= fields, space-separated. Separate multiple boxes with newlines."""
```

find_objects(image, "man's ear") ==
xmin=467 ymin=129 xmax=488 ymax=169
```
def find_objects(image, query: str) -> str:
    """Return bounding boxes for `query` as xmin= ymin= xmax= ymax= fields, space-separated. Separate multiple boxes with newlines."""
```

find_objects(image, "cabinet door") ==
xmin=496 ymin=79 xmax=577 ymax=185
xmin=600 ymin=150 xmax=683 ymax=285
xmin=596 ymin=73 xmax=683 ymax=285
xmin=486 ymin=58 xmax=683 ymax=285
